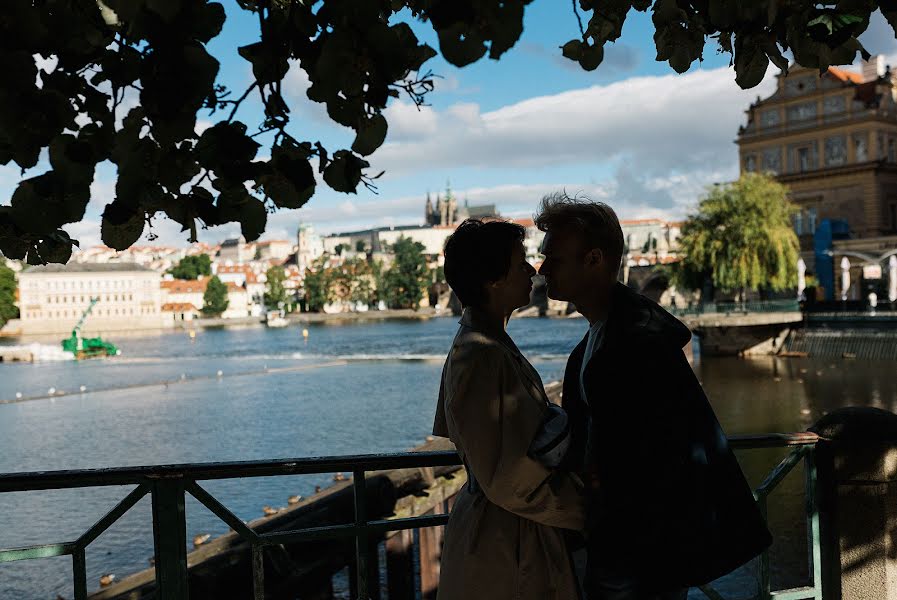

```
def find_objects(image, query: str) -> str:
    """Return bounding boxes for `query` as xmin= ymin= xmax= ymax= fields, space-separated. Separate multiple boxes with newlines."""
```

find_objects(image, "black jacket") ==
xmin=562 ymin=283 xmax=772 ymax=588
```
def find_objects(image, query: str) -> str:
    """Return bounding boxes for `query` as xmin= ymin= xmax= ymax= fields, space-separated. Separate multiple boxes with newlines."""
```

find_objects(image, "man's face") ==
xmin=538 ymin=230 xmax=589 ymax=302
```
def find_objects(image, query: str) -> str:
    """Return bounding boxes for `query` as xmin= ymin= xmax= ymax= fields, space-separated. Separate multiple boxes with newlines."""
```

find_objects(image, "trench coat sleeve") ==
xmin=446 ymin=339 xmax=585 ymax=531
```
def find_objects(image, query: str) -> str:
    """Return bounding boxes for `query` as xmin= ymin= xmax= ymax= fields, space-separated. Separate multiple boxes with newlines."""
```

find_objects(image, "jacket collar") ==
xmin=458 ymin=307 xmax=522 ymax=357
xmin=457 ymin=307 xmax=545 ymax=396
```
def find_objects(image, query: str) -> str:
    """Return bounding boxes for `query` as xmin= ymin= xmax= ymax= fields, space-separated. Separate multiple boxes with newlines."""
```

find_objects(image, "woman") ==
xmin=432 ymin=219 xmax=585 ymax=600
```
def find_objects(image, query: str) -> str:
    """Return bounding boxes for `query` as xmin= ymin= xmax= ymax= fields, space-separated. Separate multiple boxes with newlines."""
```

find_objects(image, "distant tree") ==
xmin=263 ymin=265 xmax=287 ymax=310
xmin=674 ymin=173 xmax=800 ymax=300
xmin=383 ymin=237 xmax=428 ymax=309
xmin=355 ymin=240 xmax=367 ymax=253
xmin=202 ymin=275 xmax=229 ymax=316
xmin=334 ymin=244 xmax=347 ymax=255
xmin=169 ymin=254 xmax=212 ymax=280
xmin=303 ymin=257 xmax=332 ymax=312
xmin=0 ymin=263 xmax=18 ymax=326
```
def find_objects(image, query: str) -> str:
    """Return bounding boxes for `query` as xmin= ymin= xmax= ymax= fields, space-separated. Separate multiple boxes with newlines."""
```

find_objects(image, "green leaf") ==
xmin=193 ymin=2 xmax=226 ymax=43
xmin=438 ymin=23 xmax=487 ymax=67
xmin=323 ymin=150 xmax=369 ymax=194
xmin=259 ymin=143 xmax=316 ymax=209
xmin=351 ymin=114 xmax=388 ymax=156
xmin=146 ymin=0 xmax=181 ymax=21
xmin=735 ymin=36 xmax=771 ymax=89
xmin=195 ymin=121 xmax=260 ymax=181
xmin=239 ymin=41 xmax=289 ymax=85
xmin=36 ymin=231 xmax=75 ymax=264
xmin=239 ymin=196 xmax=267 ymax=242
xmin=578 ymin=43 xmax=605 ymax=71
xmin=101 ymin=201 xmax=145 ymax=251
xmin=561 ymin=39 xmax=584 ymax=61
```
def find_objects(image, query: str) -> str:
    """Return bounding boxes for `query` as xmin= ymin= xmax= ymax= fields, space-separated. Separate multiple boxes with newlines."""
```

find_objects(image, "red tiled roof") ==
xmin=827 ymin=66 xmax=864 ymax=84
xmin=161 ymin=276 xmax=244 ymax=293
xmin=620 ymin=218 xmax=663 ymax=226
xmin=161 ymin=279 xmax=206 ymax=293
xmin=162 ymin=302 xmax=199 ymax=312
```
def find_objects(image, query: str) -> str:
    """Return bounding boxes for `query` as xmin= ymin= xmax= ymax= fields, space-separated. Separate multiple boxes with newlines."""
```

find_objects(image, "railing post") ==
xmin=353 ymin=469 xmax=370 ymax=600
xmin=72 ymin=547 xmax=87 ymax=600
xmin=151 ymin=479 xmax=189 ymax=600
xmin=813 ymin=408 xmax=897 ymax=600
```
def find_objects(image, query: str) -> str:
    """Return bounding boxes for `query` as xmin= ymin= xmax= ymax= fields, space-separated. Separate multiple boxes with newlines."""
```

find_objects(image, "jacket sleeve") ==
xmin=446 ymin=340 xmax=585 ymax=530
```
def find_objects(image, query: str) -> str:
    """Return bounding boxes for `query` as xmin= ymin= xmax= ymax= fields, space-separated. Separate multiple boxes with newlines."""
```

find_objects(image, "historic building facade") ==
xmin=424 ymin=186 xmax=497 ymax=227
xmin=737 ymin=57 xmax=897 ymax=299
xmin=16 ymin=263 xmax=165 ymax=335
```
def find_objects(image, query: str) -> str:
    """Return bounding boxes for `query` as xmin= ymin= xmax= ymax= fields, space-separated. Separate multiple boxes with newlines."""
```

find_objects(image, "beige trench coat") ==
xmin=432 ymin=310 xmax=585 ymax=600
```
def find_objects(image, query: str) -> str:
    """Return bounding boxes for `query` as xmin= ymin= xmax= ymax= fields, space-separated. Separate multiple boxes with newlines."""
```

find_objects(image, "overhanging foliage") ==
xmin=1 ymin=0 xmax=894 ymax=262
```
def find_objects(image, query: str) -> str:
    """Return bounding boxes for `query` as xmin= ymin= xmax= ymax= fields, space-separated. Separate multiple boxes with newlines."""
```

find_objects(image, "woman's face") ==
xmin=489 ymin=242 xmax=536 ymax=312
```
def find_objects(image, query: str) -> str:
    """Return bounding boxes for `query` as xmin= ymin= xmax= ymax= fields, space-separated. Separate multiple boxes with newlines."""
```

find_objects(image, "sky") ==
xmin=4 ymin=3 xmax=897 ymax=248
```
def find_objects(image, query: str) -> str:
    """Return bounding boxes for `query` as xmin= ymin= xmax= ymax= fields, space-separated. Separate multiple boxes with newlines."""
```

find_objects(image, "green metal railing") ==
xmin=670 ymin=300 xmax=801 ymax=317
xmin=0 ymin=433 xmax=821 ymax=600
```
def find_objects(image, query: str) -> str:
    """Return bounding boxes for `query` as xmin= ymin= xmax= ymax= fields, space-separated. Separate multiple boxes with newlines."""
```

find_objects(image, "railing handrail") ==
xmin=0 ymin=433 xmax=820 ymax=493
xmin=0 ymin=450 xmax=463 ymax=493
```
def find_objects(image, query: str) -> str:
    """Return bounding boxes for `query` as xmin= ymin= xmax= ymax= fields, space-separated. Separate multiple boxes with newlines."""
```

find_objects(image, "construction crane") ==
xmin=61 ymin=297 xmax=120 ymax=359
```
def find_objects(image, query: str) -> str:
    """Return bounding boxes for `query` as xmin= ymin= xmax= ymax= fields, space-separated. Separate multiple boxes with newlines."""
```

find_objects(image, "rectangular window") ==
xmin=890 ymin=203 xmax=897 ymax=232
xmin=760 ymin=109 xmax=780 ymax=127
xmin=798 ymin=147 xmax=811 ymax=171
xmin=808 ymin=208 xmax=818 ymax=234
xmin=787 ymin=102 xmax=817 ymax=122
xmin=854 ymin=133 xmax=869 ymax=162
xmin=762 ymin=148 xmax=782 ymax=173
xmin=825 ymin=136 xmax=847 ymax=166
xmin=889 ymin=138 xmax=896 ymax=163
xmin=794 ymin=212 xmax=803 ymax=235
xmin=823 ymin=95 xmax=847 ymax=114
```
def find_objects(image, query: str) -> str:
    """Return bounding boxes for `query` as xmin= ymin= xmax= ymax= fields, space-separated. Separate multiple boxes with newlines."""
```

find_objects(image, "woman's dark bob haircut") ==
xmin=443 ymin=218 xmax=526 ymax=308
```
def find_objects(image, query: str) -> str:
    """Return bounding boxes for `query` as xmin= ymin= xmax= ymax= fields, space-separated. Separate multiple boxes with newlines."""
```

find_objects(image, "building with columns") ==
xmin=737 ymin=56 xmax=897 ymax=300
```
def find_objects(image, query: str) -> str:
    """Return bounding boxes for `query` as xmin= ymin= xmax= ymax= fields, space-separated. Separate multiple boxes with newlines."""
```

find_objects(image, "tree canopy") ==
xmin=168 ymin=253 xmax=212 ymax=279
xmin=673 ymin=173 xmax=800 ymax=296
xmin=383 ymin=236 xmax=428 ymax=309
xmin=263 ymin=264 xmax=287 ymax=309
xmin=1 ymin=1 xmax=895 ymax=262
xmin=201 ymin=274 xmax=229 ymax=315
xmin=0 ymin=263 xmax=18 ymax=326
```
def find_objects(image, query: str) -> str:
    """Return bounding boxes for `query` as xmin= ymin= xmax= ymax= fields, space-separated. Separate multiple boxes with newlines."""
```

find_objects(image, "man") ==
xmin=535 ymin=193 xmax=771 ymax=600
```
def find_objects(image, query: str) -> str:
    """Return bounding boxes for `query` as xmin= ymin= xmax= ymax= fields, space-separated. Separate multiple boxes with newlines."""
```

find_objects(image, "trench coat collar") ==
xmin=458 ymin=307 xmax=522 ymax=356
xmin=458 ymin=308 xmax=545 ymax=398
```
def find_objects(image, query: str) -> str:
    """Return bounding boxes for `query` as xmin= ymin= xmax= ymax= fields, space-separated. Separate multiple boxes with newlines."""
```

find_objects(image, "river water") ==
xmin=0 ymin=316 xmax=894 ymax=599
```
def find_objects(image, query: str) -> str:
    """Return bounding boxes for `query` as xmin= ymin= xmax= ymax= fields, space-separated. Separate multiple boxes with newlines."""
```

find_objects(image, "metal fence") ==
xmin=0 ymin=433 xmax=821 ymax=600
xmin=670 ymin=300 xmax=801 ymax=317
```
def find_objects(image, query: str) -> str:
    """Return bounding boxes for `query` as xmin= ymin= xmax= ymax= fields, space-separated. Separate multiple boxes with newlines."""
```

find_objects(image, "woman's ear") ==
xmin=585 ymin=248 xmax=604 ymax=268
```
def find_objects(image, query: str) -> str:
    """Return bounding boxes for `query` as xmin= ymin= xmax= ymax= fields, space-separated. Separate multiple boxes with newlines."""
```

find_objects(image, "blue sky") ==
xmin=5 ymin=3 xmax=897 ymax=248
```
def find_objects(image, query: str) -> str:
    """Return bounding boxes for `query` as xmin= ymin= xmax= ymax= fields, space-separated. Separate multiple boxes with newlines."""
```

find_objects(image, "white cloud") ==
xmin=369 ymin=64 xmax=778 ymax=177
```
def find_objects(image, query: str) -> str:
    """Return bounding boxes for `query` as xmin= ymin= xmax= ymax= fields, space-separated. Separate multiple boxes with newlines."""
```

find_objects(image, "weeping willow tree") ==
xmin=674 ymin=173 xmax=800 ymax=300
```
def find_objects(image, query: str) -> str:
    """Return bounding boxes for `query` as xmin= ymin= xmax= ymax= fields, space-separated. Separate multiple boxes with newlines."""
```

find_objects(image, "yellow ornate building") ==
xmin=737 ymin=57 xmax=897 ymax=300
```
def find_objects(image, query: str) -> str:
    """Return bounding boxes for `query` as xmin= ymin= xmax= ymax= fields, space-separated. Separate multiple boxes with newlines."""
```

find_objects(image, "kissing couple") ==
xmin=432 ymin=193 xmax=772 ymax=600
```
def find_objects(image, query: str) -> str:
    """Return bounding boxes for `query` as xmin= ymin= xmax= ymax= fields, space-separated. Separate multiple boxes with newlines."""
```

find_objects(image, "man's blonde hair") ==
xmin=534 ymin=192 xmax=625 ymax=269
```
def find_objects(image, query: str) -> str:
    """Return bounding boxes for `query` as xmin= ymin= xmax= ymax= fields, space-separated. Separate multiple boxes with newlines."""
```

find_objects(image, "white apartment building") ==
xmin=160 ymin=276 xmax=251 ymax=319
xmin=378 ymin=226 xmax=455 ymax=256
xmin=16 ymin=263 xmax=165 ymax=335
